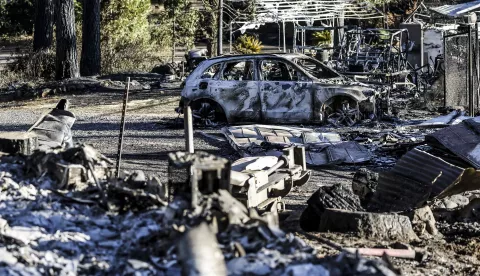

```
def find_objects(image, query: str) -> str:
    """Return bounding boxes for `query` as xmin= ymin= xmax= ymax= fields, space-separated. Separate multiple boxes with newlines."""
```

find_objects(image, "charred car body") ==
xmin=176 ymin=53 xmax=385 ymax=126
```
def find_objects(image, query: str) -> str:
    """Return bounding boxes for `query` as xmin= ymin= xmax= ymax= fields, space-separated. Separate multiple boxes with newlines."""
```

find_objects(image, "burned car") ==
xmin=176 ymin=53 xmax=382 ymax=126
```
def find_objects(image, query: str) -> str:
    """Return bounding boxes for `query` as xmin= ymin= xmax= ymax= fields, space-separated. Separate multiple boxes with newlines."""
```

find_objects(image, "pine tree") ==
xmin=81 ymin=0 xmax=101 ymax=76
xmin=56 ymin=0 xmax=80 ymax=79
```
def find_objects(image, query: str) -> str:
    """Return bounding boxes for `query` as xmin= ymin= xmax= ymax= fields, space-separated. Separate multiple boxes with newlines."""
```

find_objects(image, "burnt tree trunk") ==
xmin=55 ymin=0 xmax=79 ymax=80
xmin=80 ymin=0 xmax=101 ymax=76
xmin=33 ymin=0 xmax=55 ymax=51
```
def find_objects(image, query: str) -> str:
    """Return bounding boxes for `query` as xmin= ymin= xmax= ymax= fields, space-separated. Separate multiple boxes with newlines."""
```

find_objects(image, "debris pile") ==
xmin=301 ymin=117 xmax=480 ymax=244
xmin=0 ymin=145 xmax=399 ymax=275
xmin=223 ymin=125 xmax=372 ymax=166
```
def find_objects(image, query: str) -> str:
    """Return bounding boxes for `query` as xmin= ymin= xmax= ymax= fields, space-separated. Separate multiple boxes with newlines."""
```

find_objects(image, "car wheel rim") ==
xmin=324 ymin=100 xmax=359 ymax=127
xmin=192 ymin=102 xmax=216 ymax=126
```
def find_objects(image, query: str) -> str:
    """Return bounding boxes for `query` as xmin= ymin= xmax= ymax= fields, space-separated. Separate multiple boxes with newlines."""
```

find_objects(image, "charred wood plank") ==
xmin=0 ymin=132 xmax=38 ymax=155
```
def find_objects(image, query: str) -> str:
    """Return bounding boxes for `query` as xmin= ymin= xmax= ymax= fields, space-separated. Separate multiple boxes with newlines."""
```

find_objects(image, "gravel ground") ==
xmin=0 ymin=86 xmax=352 ymax=209
xmin=1 ymin=85 xmax=479 ymax=275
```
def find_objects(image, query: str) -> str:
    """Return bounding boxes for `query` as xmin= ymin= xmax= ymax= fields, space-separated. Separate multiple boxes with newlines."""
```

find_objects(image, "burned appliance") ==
xmin=229 ymin=146 xmax=311 ymax=212
xmin=168 ymin=151 xmax=231 ymax=206
xmin=167 ymin=147 xmax=311 ymax=212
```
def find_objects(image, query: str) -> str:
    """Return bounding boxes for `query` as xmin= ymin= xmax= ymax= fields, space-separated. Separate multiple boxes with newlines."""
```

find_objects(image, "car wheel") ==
xmin=322 ymin=96 xmax=360 ymax=127
xmin=191 ymin=101 xmax=225 ymax=126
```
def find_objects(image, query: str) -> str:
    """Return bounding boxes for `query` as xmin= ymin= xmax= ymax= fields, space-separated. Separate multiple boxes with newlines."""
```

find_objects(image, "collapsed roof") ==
xmin=430 ymin=0 xmax=480 ymax=18
xmin=225 ymin=0 xmax=384 ymax=32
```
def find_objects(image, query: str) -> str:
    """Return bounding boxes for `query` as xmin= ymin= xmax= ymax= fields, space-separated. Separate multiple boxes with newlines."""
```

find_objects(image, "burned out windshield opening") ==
xmin=292 ymin=58 xmax=341 ymax=79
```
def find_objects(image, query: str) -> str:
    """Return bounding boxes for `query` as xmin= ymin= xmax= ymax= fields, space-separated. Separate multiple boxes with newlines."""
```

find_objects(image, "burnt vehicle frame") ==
xmin=176 ymin=53 xmax=383 ymax=126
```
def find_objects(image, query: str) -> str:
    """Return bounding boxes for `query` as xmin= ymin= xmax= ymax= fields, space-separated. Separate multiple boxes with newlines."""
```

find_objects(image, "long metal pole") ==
xmin=476 ymin=22 xmax=479 ymax=108
xmin=217 ymin=0 xmax=223 ymax=56
xmin=443 ymin=31 xmax=447 ymax=107
xmin=229 ymin=22 xmax=232 ymax=53
xmin=420 ymin=28 xmax=424 ymax=68
xmin=116 ymin=77 xmax=130 ymax=177
xmin=184 ymin=105 xmax=194 ymax=153
xmin=172 ymin=13 xmax=176 ymax=63
xmin=282 ymin=20 xmax=286 ymax=53
xmin=293 ymin=24 xmax=297 ymax=53
xmin=469 ymin=24 xmax=475 ymax=116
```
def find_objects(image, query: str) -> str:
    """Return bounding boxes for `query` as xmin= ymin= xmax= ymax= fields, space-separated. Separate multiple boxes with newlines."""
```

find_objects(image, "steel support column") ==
xmin=229 ymin=22 xmax=232 ymax=53
xmin=469 ymin=24 xmax=475 ymax=116
xmin=217 ymin=0 xmax=223 ymax=56
xmin=184 ymin=105 xmax=194 ymax=154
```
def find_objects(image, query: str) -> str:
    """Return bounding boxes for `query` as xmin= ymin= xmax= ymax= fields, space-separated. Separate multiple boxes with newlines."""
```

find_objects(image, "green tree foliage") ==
xmin=0 ymin=0 xmax=34 ymax=36
xmin=101 ymin=0 xmax=154 ymax=73
xmin=312 ymin=31 xmax=331 ymax=46
xmin=150 ymin=0 xmax=199 ymax=51
xmin=233 ymin=34 xmax=262 ymax=54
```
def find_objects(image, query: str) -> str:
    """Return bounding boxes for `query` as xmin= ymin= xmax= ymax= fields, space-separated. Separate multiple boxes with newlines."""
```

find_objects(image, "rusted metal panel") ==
xmin=368 ymin=172 xmax=432 ymax=212
xmin=426 ymin=118 xmax=480 ymax=169
xmin=392 ymin=149 xmax=465 ymax=198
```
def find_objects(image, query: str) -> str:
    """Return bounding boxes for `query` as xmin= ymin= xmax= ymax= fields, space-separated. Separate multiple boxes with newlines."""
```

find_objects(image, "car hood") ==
xmin=313 ymin=78 xmax=381 ymax=96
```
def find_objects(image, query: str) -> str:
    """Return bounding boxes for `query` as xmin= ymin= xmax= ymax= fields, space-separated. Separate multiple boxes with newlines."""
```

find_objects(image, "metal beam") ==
xmin=217 ymin=0 xmax=223 ymax=56
xmin=469 ymin=24 xmax=475 ymax=116
xmin=184 ymin=105 xmax=194 ymax=154
xmin=116 ymin=78 xmax=130 ymax=177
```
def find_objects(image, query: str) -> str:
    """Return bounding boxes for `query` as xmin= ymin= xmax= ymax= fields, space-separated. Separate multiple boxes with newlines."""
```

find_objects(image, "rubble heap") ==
xmin=0 ymin=145 xmax=399 ymax=275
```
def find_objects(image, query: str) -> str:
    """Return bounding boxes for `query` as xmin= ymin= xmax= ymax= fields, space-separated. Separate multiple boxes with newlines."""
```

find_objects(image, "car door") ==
xmin=207 ymin=59 xmax=261 ymax=123
xmin=258 ymin=58 xmax=313 ymax=123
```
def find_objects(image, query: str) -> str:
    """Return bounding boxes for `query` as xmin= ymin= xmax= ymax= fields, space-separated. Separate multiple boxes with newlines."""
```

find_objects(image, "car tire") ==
xmin=190 ymin=101 xmax=226 ymax=126
xmin=322 ymin=96 xmax=360 ymax=127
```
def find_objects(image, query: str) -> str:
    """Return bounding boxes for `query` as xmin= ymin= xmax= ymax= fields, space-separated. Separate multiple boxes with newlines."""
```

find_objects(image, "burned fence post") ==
xmin=116 ymin=77 xmax=130 ymax=178
xmin=168 ymin=151 xmax=231 ymax=206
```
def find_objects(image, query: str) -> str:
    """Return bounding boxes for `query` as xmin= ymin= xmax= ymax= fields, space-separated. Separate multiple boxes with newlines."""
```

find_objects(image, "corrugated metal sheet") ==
xmin=392 ymin=149 xmax=465 ymax=198
xmin=368 ymin=172 xmax=432 ymax=212
xmin=430 ymin=0 xmax=480 ymax=17
xmin=426 ymin=119 xmax=480 ymax=169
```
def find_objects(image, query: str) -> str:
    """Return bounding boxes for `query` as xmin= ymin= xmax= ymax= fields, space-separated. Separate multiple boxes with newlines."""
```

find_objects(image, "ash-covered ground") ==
xmin=0 ymin=83 xmax=479 ymax=275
